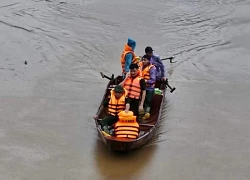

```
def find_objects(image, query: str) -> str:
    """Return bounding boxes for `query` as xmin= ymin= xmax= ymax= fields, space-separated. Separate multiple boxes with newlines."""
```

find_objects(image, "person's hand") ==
xmin=139 ymin=104 xmax=144 ymax=112
xmin=93 ymin=115 xmax=98 ymax=119
xmin=162 ymin=77 xmax=168 ymax=84
xmin=125 ymin=109 xmax=129 ymax=114
xmin=125 ymin=72 xmax=130 ymax=78
xmin=162 ymin=77 xmax=167 ymax=81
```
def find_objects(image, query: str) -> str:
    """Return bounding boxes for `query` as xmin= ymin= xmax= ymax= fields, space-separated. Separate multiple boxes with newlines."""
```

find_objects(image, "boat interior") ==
xmin=96 ymin=75 xmax=166 ymax=137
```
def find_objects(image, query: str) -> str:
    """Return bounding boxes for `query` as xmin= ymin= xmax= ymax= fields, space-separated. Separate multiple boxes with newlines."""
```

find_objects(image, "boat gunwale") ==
xmin=94 ymin=75 xmax=166 ymax=149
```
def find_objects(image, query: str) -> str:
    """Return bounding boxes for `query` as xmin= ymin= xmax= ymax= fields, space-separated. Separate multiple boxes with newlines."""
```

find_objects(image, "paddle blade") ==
xmin=170 ymin=87 xmax=176 ymax=93
xmin=170 ymin=56 xmax=177 ymax=63
xmin=100 ymin=72 xmax=105 ymax=78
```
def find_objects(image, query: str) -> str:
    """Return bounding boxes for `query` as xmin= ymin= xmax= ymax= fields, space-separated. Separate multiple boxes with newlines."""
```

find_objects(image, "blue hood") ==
xmin=127 ymin=37 xmax=136 ymax=51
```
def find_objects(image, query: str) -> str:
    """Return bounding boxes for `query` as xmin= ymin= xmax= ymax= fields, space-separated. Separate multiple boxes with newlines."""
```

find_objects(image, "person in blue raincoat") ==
xmin=120 ymin=38 xmax=140 ymax=78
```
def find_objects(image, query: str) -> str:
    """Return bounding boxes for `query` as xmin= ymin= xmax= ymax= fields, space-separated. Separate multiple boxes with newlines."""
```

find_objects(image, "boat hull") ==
xmin=95 ymin=75 xmax=166 ymax=152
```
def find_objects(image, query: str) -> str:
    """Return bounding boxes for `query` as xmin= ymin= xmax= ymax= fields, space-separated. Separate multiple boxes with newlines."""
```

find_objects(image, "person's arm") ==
xmin=124 ymin=53 xmax=133 ymax=73
xmin=125 ymin=97 xmax=130 ymax=112
xmin=103 ymin=97 xmax=110 ymax=107
xmin=140 ymin=90 xmax=146 ymax=107
xmin=146 ymin=66 xmax=156 ymax=85
xmin=119 ymin=73 xmax=130 ymax=86
xmin=139 ymin=79 xmax=146 ymax=107
xmin=94 ymin=97 xmax=109 ymax=119
xmin=119 ymin=79 xmax=125 ymax=86
xmin=156 ymin=55 xmax=167 ymax=79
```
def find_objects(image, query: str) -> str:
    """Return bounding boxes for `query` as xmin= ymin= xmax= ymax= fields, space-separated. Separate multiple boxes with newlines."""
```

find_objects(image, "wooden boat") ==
xmin=94 ymin=72 xmax=176 ymax=152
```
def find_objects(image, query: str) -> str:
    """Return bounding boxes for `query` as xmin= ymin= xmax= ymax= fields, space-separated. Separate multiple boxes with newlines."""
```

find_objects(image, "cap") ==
xmin=145 ymin=46 xmax=154 ymax=53
xmin=134 ymin=56 xmax=141 ymax=63
xmin=114 ymin=85 xmax=124 ymax=93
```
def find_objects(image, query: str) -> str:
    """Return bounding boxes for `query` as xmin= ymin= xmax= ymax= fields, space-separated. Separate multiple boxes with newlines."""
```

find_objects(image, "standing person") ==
xmin=145 ymin=46 xmax=168 ymax=82
xmin=120 ymin=38 xmax=139 ymax=78
xmin=139 ymin=55 xmax=156 ymax=120
xmin=120 ymin=63 xmax=146 ymax=119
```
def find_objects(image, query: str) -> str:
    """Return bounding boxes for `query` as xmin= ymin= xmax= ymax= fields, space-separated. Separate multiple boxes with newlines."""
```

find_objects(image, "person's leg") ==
xmin=129 ymin=98 xmax=143 ymax=122
xmin=100 ymin=115 xmax=118 ymax=134
xmin=143 ymin=90 xmax=149 ymax=111
xmin=144 ymin=90 xmax=154 ymax=113
xmin=142 ymin=90 xmax=154 ymax=120
xmin=129 ymin=99 xmax=139 ymax=117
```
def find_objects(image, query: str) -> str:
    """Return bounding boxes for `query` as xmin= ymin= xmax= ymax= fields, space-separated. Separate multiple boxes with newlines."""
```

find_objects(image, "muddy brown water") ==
xmin=1 ymin=0 xmax=250 ymax=179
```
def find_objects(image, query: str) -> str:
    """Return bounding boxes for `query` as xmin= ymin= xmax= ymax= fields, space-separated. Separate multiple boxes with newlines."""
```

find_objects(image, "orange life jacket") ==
xmin=108 ymin=88 xmax=128 ymax=116
xmin=123 ymin=74 xmax=141 ymax=99
xmin=139 ymin=62 xmax=155 ymax=87
xmin=114 ymin=111 xmax=139 ymax=139
xmin=120 ymin=44 xmax=137 ymax=73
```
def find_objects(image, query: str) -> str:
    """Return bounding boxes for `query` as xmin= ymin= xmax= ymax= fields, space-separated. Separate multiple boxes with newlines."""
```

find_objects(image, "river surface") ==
xmin=1 ymin=0 xmax=250 ymax=179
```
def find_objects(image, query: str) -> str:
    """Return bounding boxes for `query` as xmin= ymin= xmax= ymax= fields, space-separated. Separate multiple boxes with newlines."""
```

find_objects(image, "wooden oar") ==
xmin=165 ymin=80 xmax=176 ymax=93
xmin=139 ymin=55 xmax=177 ymax=63
xmin=166 ymin=83 xmax=176 ymax=93
xmin=100 ymin=72 xmax=114 ymax=81
xmin=100 ymin=72 xmax=176 ymax=93
xmin=161 ymin=55 xmax=177 ymax=63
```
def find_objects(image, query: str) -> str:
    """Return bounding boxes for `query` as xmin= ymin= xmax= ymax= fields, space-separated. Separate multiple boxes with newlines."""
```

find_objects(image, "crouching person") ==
xmin=114 ymin=110 xmax=139 ymax=139
xmin=100 ymin=85 xmax=130 ymax=135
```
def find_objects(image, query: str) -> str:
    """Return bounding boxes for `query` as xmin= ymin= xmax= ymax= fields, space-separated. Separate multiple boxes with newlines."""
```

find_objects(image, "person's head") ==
xmin=127 ymin=38 xmax=136 ymax=51
xmin=142 ymin=54 xmax=151 ymax=66
xmin=129 ymin=63 xmax=139 ymax=78
xmin=113 ymin=85 xmax=124 ymax=99
xmin=145 ymin=46 xmax=153 ymax=57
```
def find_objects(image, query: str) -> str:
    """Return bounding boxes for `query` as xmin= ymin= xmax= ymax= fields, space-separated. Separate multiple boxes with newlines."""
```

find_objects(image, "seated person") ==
xmin=139 ymin=55 xmax=156 ymax=120
xmin=99 ymin=85 xmax=130 ymax=135
xmin=114 ymin=110 xmax=139 ymax=139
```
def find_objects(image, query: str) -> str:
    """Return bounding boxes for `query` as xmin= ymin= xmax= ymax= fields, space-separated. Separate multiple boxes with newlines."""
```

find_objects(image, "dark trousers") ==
xmin=100 ymin=115 xmax=119 ymax=127
xmin=144 ymin=90 xmax=154 ymax=113
xmin=129 ymin=98 xmax=140 ymax=117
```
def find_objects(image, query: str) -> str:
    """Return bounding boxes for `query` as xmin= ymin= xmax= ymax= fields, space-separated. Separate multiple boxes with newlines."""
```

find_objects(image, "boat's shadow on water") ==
xmin=93 ymin=138 xmax=157 ymax=180
xmin=93 ymin=98 xmax=171 ymax=180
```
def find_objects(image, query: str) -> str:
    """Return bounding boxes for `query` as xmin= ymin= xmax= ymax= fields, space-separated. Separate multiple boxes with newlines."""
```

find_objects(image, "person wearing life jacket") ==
xmin=139 ymin=54 xmax=157 ymax=120
xmin=99 ymin=85 xmax=130 ymax=135
xmin=145 ymin=46 xmax=168 ymax=82
xmin=114 ymin=110 xmax=139 ymax=139
xmin=119 ymin=63 xmax=146 ymax=119
xmin=120 ymin=38 xmax=138 ymax=79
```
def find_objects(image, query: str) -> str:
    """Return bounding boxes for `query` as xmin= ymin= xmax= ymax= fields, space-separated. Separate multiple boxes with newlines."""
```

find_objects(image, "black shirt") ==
xmin=139 ymin=78 xmax=146 ymax=91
